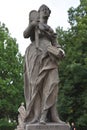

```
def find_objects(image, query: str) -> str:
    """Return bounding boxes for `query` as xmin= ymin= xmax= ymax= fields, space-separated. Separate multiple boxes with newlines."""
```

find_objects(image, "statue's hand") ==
xmin=58 ymin=48 xmax=65 ymax=58
xmin=31 ymin=21 xmax=39 ymax=27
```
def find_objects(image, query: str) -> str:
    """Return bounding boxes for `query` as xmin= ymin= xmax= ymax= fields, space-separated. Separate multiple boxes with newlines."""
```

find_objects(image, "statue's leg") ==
xmin=29 ymin=69 xmax=47 ymax=123
xmin=39 ymin=110 xmax=48 ymax=124
xmin=30 ymin=93 xmax=41 ymax=124
xmin=50 ymin=104 xmax=65 ymax=123
xmin=40 ymin=69 xmax=59 ymax=123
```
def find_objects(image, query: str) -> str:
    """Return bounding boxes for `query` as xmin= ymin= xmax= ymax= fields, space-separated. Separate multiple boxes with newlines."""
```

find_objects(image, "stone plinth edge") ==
xmin=26 ymin=123 xmax=70 ymax=130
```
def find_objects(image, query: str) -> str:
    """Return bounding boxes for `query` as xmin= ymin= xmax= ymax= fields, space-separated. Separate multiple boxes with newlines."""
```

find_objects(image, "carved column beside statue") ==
xmin=23 ymin=4 xmax=69 ymax=130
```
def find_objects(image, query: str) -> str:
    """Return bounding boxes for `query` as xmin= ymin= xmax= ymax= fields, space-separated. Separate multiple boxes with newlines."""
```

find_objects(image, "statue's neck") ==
xmin=40 ymin=18 xmax=48 ymax=24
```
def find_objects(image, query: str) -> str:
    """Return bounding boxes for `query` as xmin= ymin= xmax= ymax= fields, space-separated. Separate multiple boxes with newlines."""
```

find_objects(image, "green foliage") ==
xmin=56 ymin=1 xmax=87 ymax=128
xmin=0 ymin=118 xmax=16 ymax=130
xmin=0 ymin=22 xmax=24 ymax=129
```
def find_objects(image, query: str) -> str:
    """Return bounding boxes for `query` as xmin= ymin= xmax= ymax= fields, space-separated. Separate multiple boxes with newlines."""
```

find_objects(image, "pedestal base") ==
xmin=26 ymin=123 xmax=70 ymax=130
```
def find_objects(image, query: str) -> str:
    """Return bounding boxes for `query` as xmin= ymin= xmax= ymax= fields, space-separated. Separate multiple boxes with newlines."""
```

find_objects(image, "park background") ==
xmin=0 ymin=0 xmax=87 ymax=129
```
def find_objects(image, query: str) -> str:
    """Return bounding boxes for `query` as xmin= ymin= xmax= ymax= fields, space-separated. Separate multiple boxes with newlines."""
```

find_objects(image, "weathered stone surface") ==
xmin=26 ymin=123 xmax=70 ymax=130
xmin=15 ymin=127 xmax=24 ymax=130
xmin=15 ymin=103 xmax=26 ymax=130
xmin=23 ymin=4 xmax=65 ymax=124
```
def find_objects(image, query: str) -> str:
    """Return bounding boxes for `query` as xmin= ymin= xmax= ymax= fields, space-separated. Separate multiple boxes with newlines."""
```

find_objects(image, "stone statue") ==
xmin=23 ymin=4 xmax=65 ymax=125
xmin=16 ymin=102 xmax=26 ymax=130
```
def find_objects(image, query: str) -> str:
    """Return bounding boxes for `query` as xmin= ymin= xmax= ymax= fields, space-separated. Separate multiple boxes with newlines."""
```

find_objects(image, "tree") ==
xmin=0 ymin=22 xmax=24 ymax=130
xmin=56 ymin=0 xmax=87 ymax=129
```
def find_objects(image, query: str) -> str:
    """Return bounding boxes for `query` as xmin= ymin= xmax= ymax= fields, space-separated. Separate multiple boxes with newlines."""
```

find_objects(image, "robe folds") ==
xmin=24 ymin=37 xmax=59 ymax=122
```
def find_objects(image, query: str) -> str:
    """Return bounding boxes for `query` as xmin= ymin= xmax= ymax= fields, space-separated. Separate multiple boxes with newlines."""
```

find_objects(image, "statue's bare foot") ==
xmin=29 ymin=118 xmax=38 ymax=124
xmin=39 ymin=119 xmax=46 ymax=125
xmin=39 ymin=110 xmax=47 ymax=125
xmin=52 ymin=117 xmax=65 ymax=124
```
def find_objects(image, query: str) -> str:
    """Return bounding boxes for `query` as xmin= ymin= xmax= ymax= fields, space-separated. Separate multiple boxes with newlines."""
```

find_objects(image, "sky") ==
xmin=0 ymin=0 xmax=80 ymax=55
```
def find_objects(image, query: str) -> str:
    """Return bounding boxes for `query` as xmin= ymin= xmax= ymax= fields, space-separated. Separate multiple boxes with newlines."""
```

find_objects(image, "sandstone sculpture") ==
xmin=23 ymin=4 xmax=65 ymax=125
xmin=16 ymin=103 xmax=26 ymax=130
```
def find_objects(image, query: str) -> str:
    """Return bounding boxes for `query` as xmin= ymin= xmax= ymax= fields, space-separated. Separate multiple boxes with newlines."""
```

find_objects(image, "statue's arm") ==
xmin=51 ymin=34 xmax=61 ymax=48
xmin=38 ymin=23 xmax=63 ymax=49
xmin=23 ymin=21 xmax=37 ymax=38
xmin=51 ymin=34 xmax=65 ymax=57
xmin=23 ymin=25 xmax=31 ymax=38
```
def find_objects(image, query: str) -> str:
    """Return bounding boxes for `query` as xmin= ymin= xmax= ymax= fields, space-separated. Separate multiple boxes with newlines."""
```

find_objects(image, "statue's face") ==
xmin=39 ymin=7 xmax=50 ymax=19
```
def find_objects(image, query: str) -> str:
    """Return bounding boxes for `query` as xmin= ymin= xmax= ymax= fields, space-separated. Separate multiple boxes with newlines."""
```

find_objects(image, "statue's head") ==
xmin=21 ymin=102 xmax=24 ymax=106
xmin=38 ymin=4 xmax=51 ymax=18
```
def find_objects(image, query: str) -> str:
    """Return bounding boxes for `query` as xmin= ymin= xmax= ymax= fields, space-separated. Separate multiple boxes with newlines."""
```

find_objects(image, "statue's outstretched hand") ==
xmin=58 ymin=48 xmax=65 ymax=58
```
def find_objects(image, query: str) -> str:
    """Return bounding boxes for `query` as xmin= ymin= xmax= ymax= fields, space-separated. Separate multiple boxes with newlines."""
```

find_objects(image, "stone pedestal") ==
xmin=26 ymin=123 xmax=70 ymax=130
